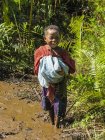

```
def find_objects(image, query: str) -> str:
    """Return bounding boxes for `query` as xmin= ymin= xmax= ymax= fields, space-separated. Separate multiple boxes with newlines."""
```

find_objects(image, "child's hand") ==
xmin=47 ymin=93 xmax=55 ymax=104
xmin=57 ymin=69 xmax=64 ymax=75
xmin=47 ymin=85 xmax=55 ymax=104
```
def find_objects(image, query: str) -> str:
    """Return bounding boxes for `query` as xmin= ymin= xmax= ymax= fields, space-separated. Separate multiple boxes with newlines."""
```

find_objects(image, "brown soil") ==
xmin=1 ymin=76 xmax=102 ymax=140
xmin=0 ymin=79 xmax=61 ymax=140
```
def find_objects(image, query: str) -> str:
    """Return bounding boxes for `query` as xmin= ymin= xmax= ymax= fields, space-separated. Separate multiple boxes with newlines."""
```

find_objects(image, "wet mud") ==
xmin=0 ymin=80 xmax=61 ymax=140
xmin=0 ymin=76 xmax=98 ymax=140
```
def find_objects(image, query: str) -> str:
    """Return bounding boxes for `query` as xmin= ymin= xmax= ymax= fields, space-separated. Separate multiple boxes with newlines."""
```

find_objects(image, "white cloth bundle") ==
xmin=38 ymin=55 xmax=69 ymax=88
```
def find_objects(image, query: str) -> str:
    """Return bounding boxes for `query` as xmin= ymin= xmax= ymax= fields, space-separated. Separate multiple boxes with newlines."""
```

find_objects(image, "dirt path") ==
xmin=1 ymin=78 xmax=94 ymax=140
xmin=0 ymin=80 xmax=62 ymax=140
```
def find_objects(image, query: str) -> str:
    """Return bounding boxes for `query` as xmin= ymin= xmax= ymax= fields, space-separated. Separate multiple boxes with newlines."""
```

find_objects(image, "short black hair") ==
xmin=44 ymin=25 xmax=60 ymax=36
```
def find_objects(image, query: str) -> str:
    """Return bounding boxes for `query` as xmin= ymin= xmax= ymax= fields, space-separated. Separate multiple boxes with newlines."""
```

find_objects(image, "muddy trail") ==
xmin=0 ymin=76 xmax=61 ymax=140
xmin=0 ymin=76 xmax=93 ymax=140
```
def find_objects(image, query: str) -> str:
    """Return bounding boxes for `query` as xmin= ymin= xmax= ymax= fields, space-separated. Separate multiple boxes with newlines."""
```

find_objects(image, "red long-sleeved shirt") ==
xmin=34 ymin=45 xmax=75 ymax=75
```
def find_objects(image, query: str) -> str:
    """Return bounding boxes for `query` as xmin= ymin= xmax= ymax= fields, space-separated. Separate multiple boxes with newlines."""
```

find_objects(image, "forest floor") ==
xmin=0 ymin=75 xmax=104 ymax=140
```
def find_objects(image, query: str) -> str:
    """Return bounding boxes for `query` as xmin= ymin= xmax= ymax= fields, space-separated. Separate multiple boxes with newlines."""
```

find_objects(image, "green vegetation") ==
xmin=0 ymin=0 xmax=105 ymax=139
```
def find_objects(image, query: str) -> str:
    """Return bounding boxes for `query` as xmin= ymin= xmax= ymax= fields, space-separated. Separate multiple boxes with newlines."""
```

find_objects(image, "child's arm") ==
xmin=34 ymin=50 xmax=38 ymax=75
xmin=34 ymin=48 xmax=43 ymax=75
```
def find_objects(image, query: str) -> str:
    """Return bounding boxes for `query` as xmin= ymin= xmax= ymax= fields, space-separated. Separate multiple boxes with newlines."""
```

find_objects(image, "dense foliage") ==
xmin=0 ymin=0 xmax=105 ymax=139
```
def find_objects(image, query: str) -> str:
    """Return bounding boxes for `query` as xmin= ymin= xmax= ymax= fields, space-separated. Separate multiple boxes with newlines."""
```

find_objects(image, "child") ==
xmin=34 ymin=25 xmax=75 ymax=128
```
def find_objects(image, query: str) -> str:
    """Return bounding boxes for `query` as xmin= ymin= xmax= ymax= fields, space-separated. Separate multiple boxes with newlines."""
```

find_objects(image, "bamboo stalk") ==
xmin=2 ymin=0 xmax=10 ymax=23
xmin=12 ymin=9 xmax=21 ymax=43
xmin=29 ymin=0 xmax=34 ymax=31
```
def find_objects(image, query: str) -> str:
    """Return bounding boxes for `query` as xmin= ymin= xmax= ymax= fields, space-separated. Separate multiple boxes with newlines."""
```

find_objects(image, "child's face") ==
xmin=44 ymin=29 xmax=60 ymax=48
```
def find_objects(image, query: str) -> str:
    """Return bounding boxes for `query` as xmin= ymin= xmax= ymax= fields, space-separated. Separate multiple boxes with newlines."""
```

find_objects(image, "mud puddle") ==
xmin=0 ymin=80 xmax=61 ymax=140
